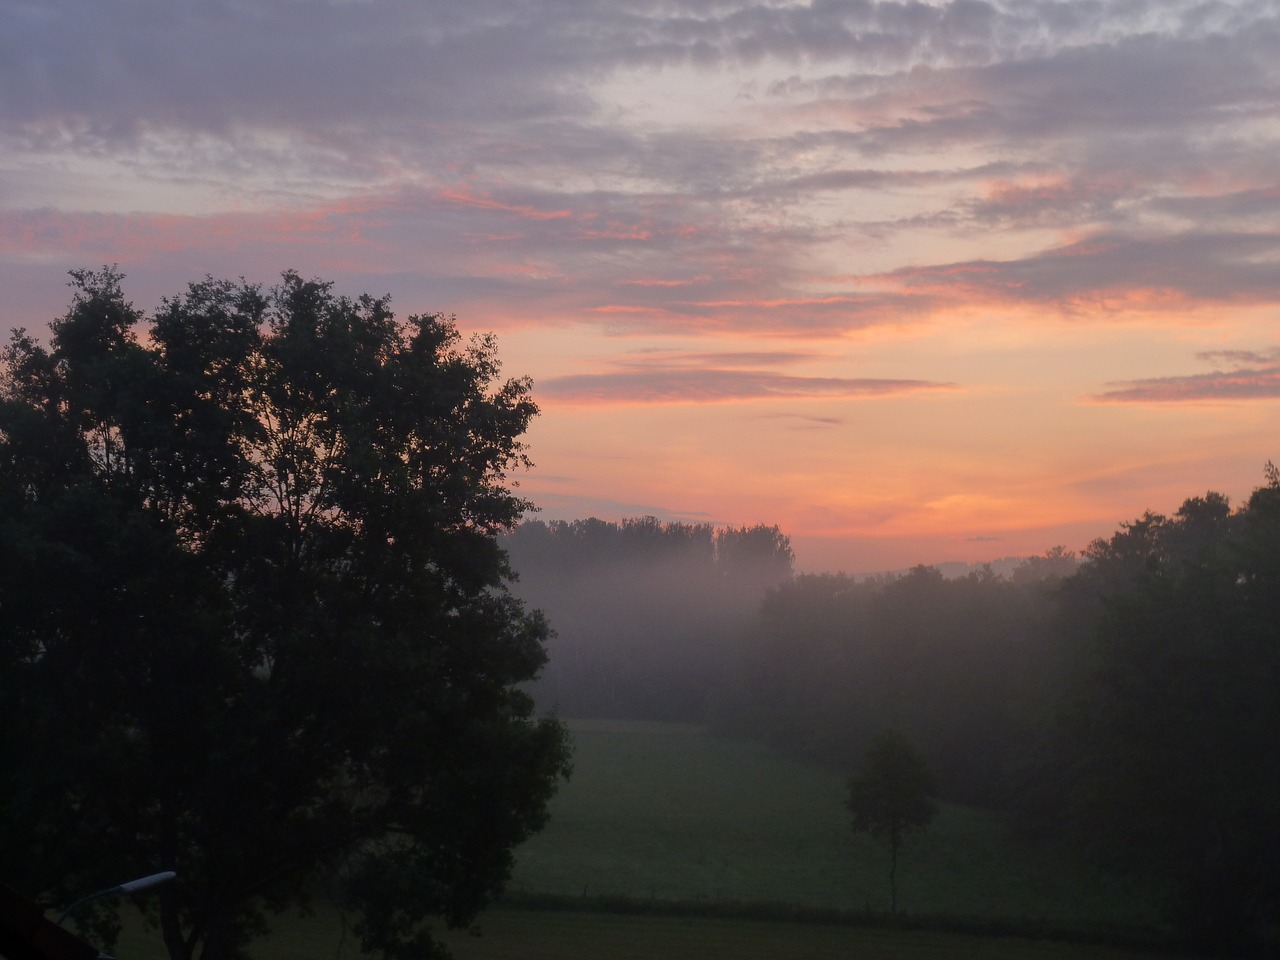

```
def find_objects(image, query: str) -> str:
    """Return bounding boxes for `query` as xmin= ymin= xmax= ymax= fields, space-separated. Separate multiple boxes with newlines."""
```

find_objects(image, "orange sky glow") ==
xmin=3 ymin=1 xmax=1279 ymax=573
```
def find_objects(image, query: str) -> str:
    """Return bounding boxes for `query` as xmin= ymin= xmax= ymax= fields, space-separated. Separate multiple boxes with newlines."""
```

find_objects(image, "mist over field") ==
xmin=502 ymin=518 xmax=793 ymax=721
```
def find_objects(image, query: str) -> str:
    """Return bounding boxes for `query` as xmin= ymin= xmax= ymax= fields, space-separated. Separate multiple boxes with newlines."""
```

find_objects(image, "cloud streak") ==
xmin=538 ymin=350 xmax=954 ymax=405
xmin=882 ymin=232 xmax=1280 ymax=309
xmin=1094 ymin=353 xmax=1280 ymax=404
xmin=538 ymin=368 xmax=952 ymax=405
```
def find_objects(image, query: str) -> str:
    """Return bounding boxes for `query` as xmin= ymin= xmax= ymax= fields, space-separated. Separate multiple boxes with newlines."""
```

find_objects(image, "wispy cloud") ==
xmin=538 ymin=354 xmax=954 ymax=405
xmin=882 ymin=232 xmax=1280 ymax=309
xmin=1093 ymin=351 xmax=1280 ymax=404
xmin=756 ymin=412 xmax=846 ymax=426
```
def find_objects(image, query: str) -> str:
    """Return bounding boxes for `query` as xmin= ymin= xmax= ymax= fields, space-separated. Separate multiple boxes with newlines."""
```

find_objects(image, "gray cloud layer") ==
xmin=3 ymin=0 xmax=1280 ymax=401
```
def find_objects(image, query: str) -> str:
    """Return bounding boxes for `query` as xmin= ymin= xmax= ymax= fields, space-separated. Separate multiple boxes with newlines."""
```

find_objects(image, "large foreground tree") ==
xmin=0 ymin=269 xmax=570 ymax=960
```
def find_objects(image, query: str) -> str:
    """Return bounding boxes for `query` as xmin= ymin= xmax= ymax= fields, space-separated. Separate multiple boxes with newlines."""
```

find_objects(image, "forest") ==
xmin=501 ymin=480 xmax=1280 ymax=956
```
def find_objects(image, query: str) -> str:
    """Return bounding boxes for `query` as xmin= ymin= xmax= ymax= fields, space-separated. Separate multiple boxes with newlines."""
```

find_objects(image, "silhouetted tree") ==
xmin=847 ymin=728 xmax=937 ymax=914
xmin=1010 ymin=544 xmax=1079 ymax=585
xmin=1030 ymin=477 xmax=1280 ymax=955
xmin=0 ymin=269 xmax=570 ymax=960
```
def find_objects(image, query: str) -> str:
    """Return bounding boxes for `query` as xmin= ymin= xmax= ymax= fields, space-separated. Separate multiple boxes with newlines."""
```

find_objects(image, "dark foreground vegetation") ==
xmin=0 ymin=270 xmax=569 ymax=960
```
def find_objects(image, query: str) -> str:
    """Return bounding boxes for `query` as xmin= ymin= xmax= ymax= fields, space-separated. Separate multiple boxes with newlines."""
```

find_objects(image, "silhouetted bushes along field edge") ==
xmin=497 ymin=891 xmax=1180 ymax=953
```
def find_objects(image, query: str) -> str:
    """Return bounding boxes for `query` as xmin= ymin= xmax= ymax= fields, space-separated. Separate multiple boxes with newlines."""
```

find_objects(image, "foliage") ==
xmin=714 ymin=561 xmax=1067 ymax=805
xmin=0 ymin=269 xmax=570 ymax=960
xmin=847 ymin=729 xmax=938 ymax=914
xmin=1032 ymin=478 xmax=1280 ymax=955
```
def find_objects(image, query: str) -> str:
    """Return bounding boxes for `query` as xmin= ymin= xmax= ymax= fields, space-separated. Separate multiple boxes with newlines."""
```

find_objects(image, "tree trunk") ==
xmin=159 ymin=893 xmax=192 ymax=960
xmin=889 ymin=831 xmax=900 ymax=914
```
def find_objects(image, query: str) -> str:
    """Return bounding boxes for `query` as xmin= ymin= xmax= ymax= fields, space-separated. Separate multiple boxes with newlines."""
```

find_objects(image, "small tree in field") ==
xmin=847 ymin=728 xmax=937 ymax=913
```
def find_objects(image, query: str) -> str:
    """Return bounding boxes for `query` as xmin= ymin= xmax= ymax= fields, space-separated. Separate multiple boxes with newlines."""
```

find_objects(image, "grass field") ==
xmin=115 ymin=905 xmax=1175 ymax=960
xmin=509 ymin=720 xmax=1157 ymax=929
xmin=112 ymin=719 xmax=1170 ymax=958
xmin=439 ymin=910 xmax=1172 ymax=960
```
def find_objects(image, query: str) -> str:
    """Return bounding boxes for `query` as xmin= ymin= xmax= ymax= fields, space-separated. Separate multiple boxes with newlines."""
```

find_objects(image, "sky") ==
xmin=2 ymin=0 xmax=1279 ymax=574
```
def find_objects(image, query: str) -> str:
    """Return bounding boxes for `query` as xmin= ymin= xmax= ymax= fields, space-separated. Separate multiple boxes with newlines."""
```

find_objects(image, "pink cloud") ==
xmin=437 ymin=187 xmax=573 ymax=221
xmin=1091 ymin=366 xmax=1280 ymax=404
xmin=0 ymin=202 xmax=386 ymax=262
xmin=537 ymin=366 xmax=954 ymax=405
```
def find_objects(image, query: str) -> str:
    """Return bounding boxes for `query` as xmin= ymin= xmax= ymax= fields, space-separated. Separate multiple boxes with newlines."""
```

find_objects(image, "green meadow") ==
xmin=114 ymin=720 xmax=1171 ymax=959
xmin=509 ymin=720 xmax=1157 ymax=928
xmin=115 ymin=906 xmax=1171 ymax=960
xmin=438 ymin=910 xmax=1168 ymax=960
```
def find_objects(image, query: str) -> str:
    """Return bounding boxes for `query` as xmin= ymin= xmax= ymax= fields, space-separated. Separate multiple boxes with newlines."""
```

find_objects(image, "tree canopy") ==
xmin=715 ymin=562 xmax=1061 ymax=804
xmin=847 ymin=728 xmax=937 ymax=914
xmin=0 ymin=269 xmax=570 ymax=960
xmin=1033 ymin=478 xmax=1280 ymax=954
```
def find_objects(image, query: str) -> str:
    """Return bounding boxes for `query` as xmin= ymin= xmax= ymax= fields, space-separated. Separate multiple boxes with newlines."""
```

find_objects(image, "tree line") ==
xmin=1022 ymin=482 xmax=1280 ymax=954
xmin=723 ymin=564 xmax=1045 ymax=804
